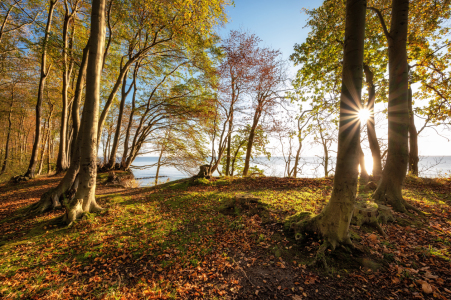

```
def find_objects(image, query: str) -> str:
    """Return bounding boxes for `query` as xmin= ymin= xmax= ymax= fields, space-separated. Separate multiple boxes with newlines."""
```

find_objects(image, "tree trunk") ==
xmin=71 ymin=40 xmax=89 ymax=159
xmin=373 ymin=0 xmax=414 ymax=213
xmin=24 ymin=0 xmax=57 ymax=178
xmin=359 ymin=143 xmax=369 ymax=181
xmin=317 ymin=119 xmax=329 ymax=177
xmin=56 ymin=3 xmax=77 ymax=174
xmin=408 ymin=87 xmax=419 ymax=176
xmin=155 ymin=147 xmax=164 ymax=185
xmin=37 ymin=128 xmax=48 ymax=175
xmin=38 ymin=121 xmax=49 ymax=175
xmin=230 ymin=140 xmax=245 ymax=176
xmin=242 ymin=110 xmax=262 ymax=176
xmin=1 ymin=90 xmax=14 ymax=174
xmin=225 ymin=107 xmax=234 ymax=176
xmin=292 ymin=134 xmax=303 ymax=178
xmin=97 ymin=60 xmax=137 ymax=144
xmin=108 ymin=69 xmax=133 ymax=168
xmin=292 ymin=0 xmax=366 ymax=255
xmin=47 ymin=119 xmax=52 ymax=174
xmin=363 ymin=63 xmax=382 ymax=179
xmin=121 ymin=67 xmax=138 ymax=169
xmin=64 ymin=0 xmax=106 ymax=225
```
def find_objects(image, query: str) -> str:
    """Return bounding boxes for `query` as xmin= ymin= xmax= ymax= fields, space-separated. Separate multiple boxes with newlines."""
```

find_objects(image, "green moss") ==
xmin=349 ymin=229 xmax=361 ymax=241
xmin=284 ymin=211 xmax=313 ymax=231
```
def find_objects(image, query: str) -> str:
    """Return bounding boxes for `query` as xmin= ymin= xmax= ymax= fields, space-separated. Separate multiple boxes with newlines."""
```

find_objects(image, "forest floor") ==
xmin=0 ymin=173 xmax=450 ymax=300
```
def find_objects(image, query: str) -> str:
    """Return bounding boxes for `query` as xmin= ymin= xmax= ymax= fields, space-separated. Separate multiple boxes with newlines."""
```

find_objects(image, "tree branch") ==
xmin=367 ymin=7 xmax=391 ymax=40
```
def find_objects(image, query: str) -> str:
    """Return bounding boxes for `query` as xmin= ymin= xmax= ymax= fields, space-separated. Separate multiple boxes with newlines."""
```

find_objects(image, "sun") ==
xmin=358 ymin=108 xmax=371 ymax=124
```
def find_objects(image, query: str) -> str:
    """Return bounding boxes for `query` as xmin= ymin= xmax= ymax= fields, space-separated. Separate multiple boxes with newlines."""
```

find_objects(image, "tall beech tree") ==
xmin=30 ymin=0 xmax=228 ymax=212
xmin=370 ymin=0 xmax=419 ymax=213
xmin=55 ymin=0 xmax=81 ymax=173
xmin=291 ymin=0 xmax=387 ymax=179
xmin=24 ymin=0 xmax=58 ymax=179
xmin=362 ymin=63 xmax=382 ymax=178
xmin=292 ymin=0 xmax=367 ymax=263
xmin=63 ymin=0 xmax=105 ymax=225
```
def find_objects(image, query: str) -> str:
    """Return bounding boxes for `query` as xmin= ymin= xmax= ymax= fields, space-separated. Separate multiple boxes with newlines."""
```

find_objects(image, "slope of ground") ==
xmin=0 ymin=175 xmax=450 ymax=299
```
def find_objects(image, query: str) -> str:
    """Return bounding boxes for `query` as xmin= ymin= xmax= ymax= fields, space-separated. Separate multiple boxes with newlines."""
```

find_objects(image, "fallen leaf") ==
xmin=422 ymin=282 xmax=433 ymax=294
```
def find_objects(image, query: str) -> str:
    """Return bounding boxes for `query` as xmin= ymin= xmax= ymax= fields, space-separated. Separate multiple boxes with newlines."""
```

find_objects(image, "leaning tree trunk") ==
xmin=363 ymin=63 xmax=382 ymax=179
xmin=24 ymin=0 xmax=57 ymax=179
xmin=108 ymin=69 xmax=132 ymax=169
xmin=121 ymin=78 xmax=137 ymax=169
xmin=292 ymin=137 xmax=302 ymax=178
xmin=64 ymin=0 xmax=106 ymax=225
xmin=291 ymin=0 xmax=367 ymax=263
xmin=408 ymin=87 xmax=419 ymax=176
xmin=242 ymin=109 xmax=262 ymax=176
xmin=373 ymin=0 xmax=416 ymax=213
xmin=155 ymin=147 xmax=164 ymax=185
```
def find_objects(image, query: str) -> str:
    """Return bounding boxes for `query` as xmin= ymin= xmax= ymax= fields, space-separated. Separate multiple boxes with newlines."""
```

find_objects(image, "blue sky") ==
xmin=220 ymin=0 xmax=324 ymax=69
xmin=217 ymin=0 xmax=451 ymax=158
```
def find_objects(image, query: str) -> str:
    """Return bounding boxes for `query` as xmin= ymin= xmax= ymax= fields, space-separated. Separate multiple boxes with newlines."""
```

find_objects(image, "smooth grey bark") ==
xmin=293 ymin=0 xmax=367 ymax=251
xmin=371 ymin=0 xmax=415 ymax=213
xmin=24 ymin=0 xmax=58 ymax=178
xmin=408 ymin=87 xmax=419 ymax=176
xmin=70 ymin=39 xmax=90 ymax=158
xmin=363 ymin=63 xmax=382 ymax=179
xmin=64 ymin=0 xmax=106 ymax=225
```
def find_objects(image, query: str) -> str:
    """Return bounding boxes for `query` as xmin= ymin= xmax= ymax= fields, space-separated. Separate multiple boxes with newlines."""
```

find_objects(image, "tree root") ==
xmin=308 ymin=241 xmax=330 ymax=270
xmin=287 ymin=200 xmax=395 ymax=269
xmin=289 ymin=213 xmax=356 ymax=270
xmin=26 ymin=173 xmax=79 ymax=216
xmin=373 ymin=181 xmax=423 ymax=215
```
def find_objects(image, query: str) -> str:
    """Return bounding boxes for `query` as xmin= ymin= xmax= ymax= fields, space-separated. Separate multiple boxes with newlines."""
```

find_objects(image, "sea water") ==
xmin=130 ymin=156 xmax=451 ymax=186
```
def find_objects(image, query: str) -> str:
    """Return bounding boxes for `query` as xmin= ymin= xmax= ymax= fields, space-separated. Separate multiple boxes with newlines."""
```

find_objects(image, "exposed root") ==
xmin=308 ymin=241 xmax=330 ymax=270
xmin=288 ymin=213 xmax=356 ymax=269
xmin=373 ymin=180 xmax=423 ymax=215
xmin=404 ymin=202 xmax=424 ymax=216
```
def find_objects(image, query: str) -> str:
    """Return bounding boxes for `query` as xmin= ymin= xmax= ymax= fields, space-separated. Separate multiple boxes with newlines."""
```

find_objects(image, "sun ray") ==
xmin=358 ymin=108 xmax=370 ymax=124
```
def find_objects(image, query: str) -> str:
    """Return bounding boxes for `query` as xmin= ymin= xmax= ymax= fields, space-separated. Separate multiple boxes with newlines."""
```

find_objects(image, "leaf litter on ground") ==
xmin=0 ymin=174 xmax=450 ymax=299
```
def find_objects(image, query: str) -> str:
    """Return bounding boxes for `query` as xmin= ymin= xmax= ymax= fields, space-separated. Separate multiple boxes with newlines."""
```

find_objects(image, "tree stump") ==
xmin=196 ymin=164 xmax=212 ymax=179
xmin=352 ymin=200 xmax=395 ymax=237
